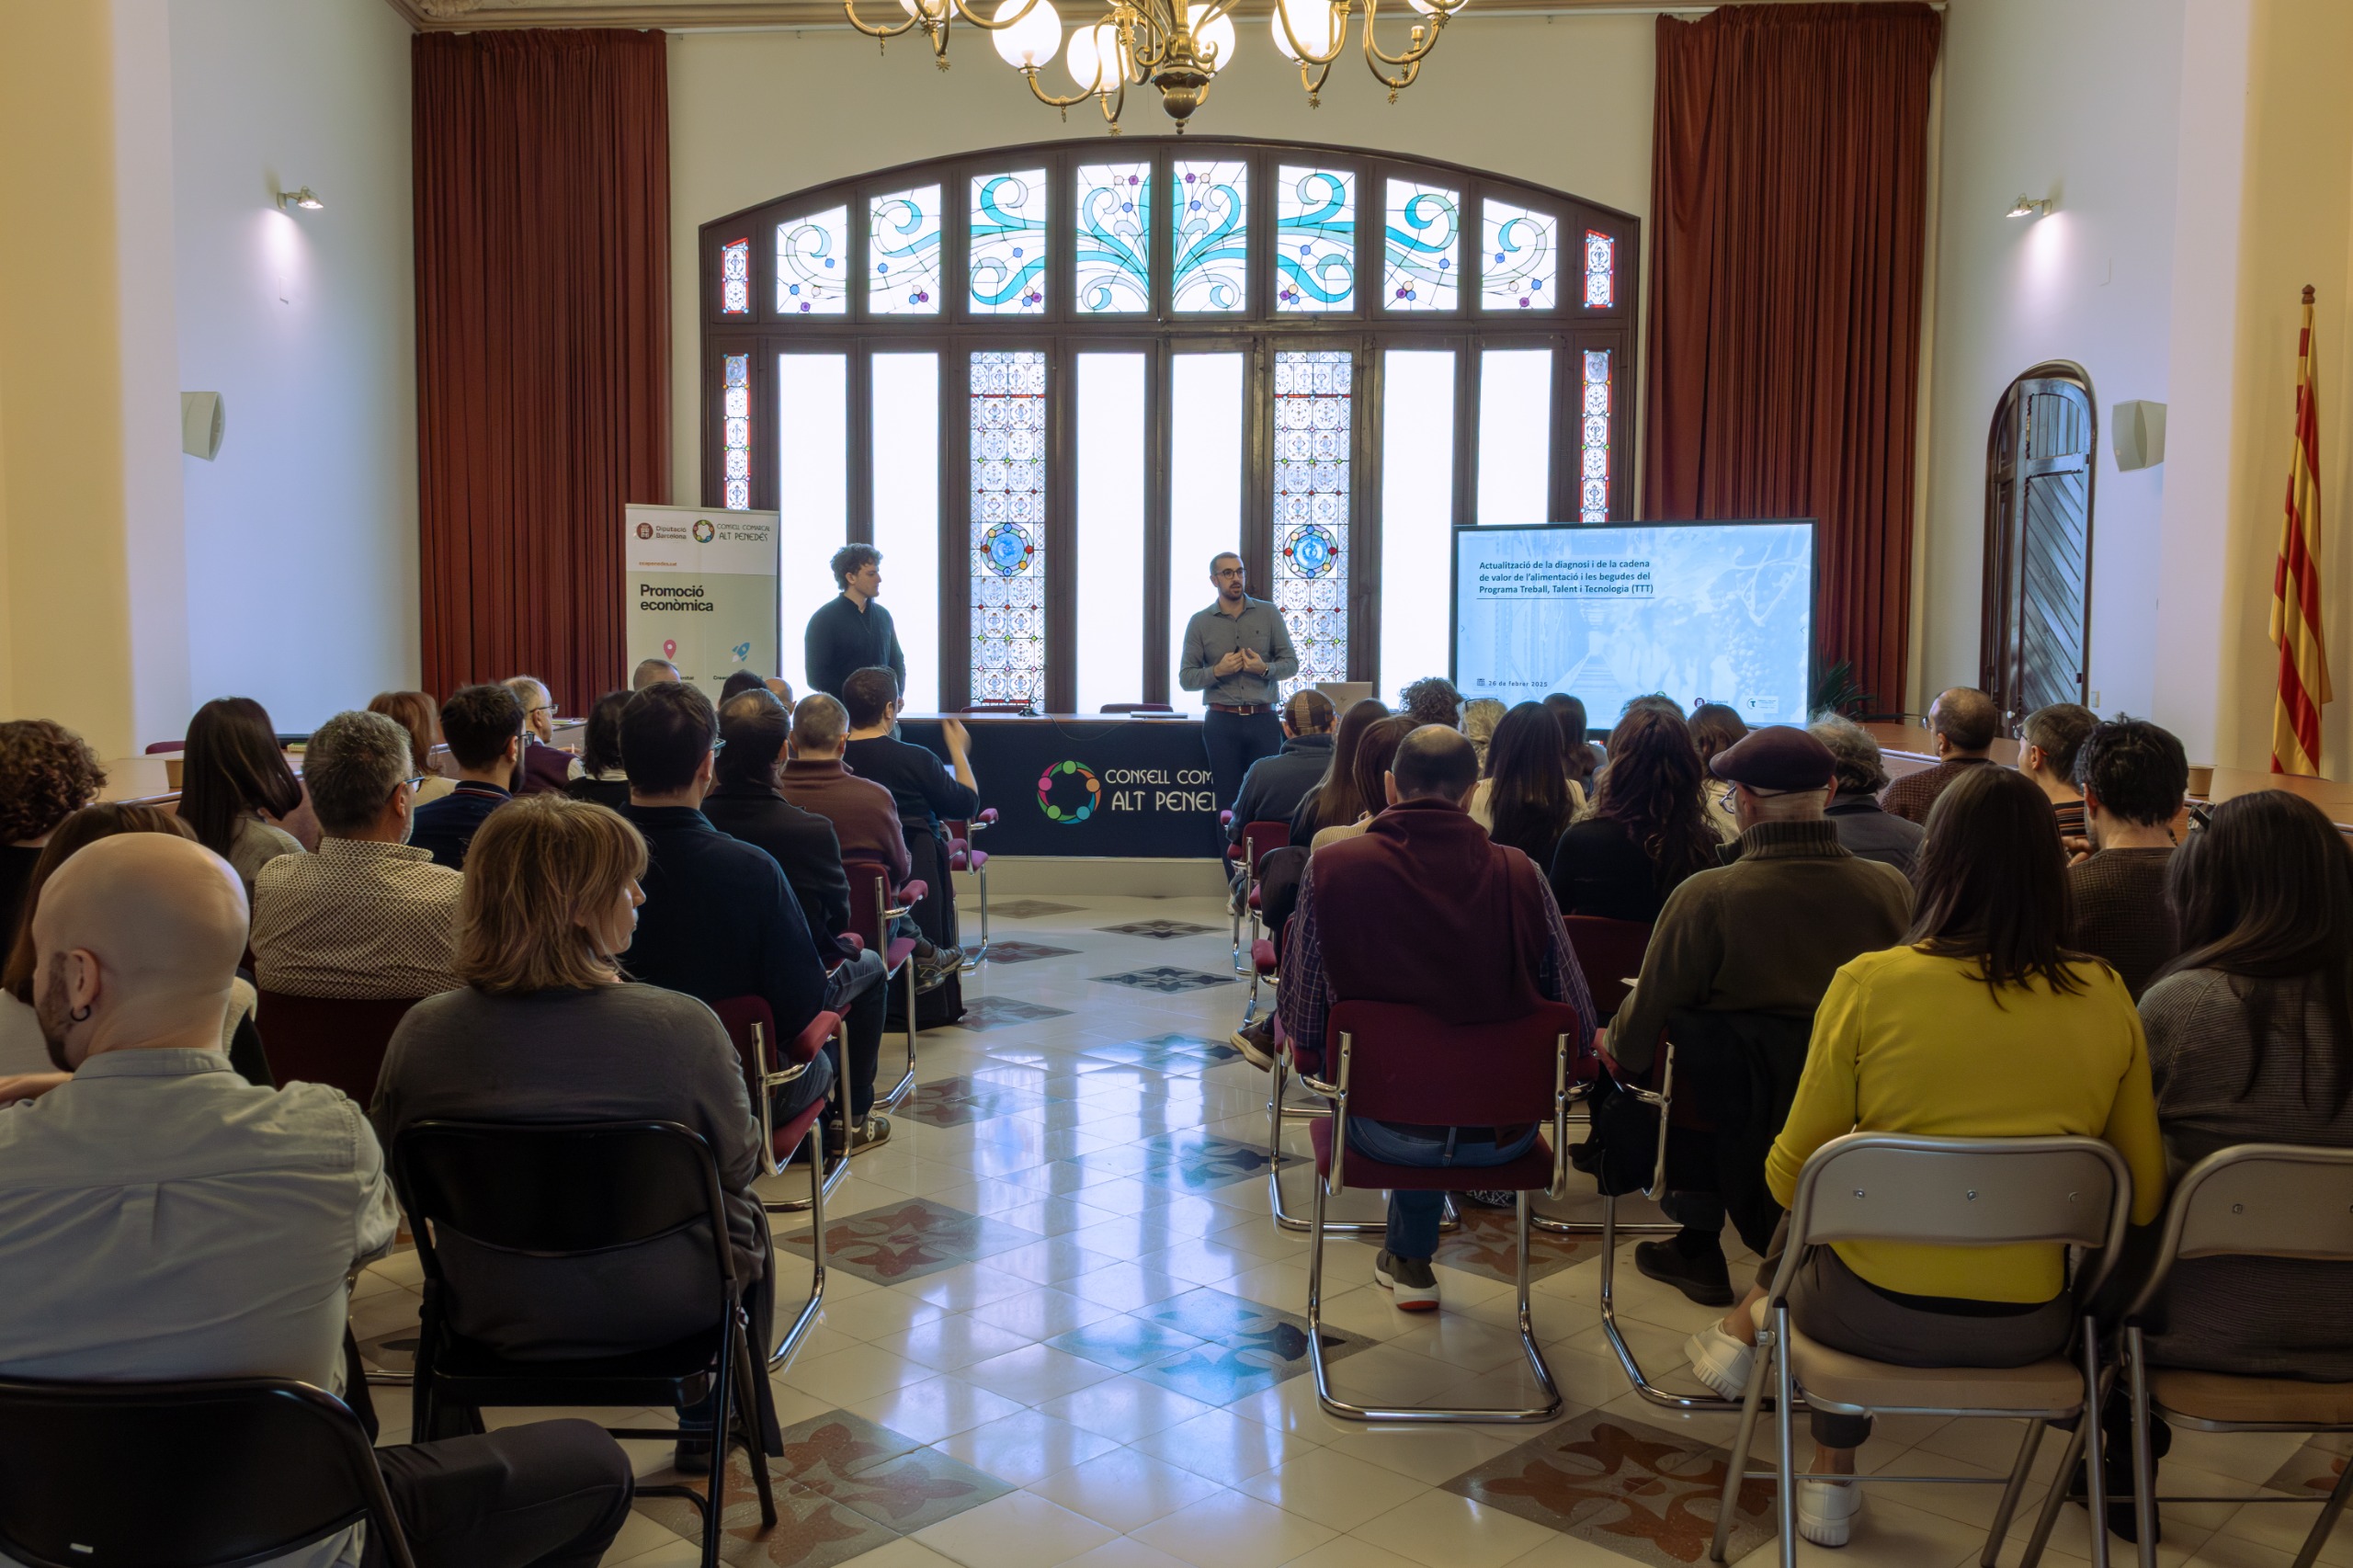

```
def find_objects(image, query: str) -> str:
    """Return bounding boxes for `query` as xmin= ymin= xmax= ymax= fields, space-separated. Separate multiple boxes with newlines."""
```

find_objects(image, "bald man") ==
xmin=0 ymin=833 xmax=634 ymax=1568
xmin=1879 ymin=686 xmax=2002 ymax=824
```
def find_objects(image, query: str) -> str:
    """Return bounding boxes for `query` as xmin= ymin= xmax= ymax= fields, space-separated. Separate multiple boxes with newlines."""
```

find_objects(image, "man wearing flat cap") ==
xmin=1600 ymin=724 xmax=1913 ymax=1307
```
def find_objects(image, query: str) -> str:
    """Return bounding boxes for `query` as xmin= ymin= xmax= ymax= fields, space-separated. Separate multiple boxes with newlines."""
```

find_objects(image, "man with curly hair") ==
xmin=0 ymin=720 xmax=107 ymax=943
xmin=1398 ymin=676 xmax=1464 ymax=730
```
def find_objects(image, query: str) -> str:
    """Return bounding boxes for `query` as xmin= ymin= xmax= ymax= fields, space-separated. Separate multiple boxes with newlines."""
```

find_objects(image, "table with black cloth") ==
xmin=895 ymin=713 xmax=1223 ymax=858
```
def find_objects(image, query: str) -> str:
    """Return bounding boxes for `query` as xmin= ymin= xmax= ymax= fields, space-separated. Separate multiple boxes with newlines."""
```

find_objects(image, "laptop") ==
xmin=1313 ymin=681 xmax=1375 ymax=708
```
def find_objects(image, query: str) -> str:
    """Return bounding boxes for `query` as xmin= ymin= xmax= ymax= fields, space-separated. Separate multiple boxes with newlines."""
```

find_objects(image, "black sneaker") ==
xmin=1372 ymin=1249 xmax=1441 ymax=1311
xmin=1635 ymin=1236 xmax=1735 ymax=1307
xmin=1231 ymin=1017 xmax=1276 ymax=1072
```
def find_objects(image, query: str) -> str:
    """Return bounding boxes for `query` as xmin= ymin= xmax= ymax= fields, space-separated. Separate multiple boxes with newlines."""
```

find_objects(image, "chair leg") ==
xmin=766 ymin=1028 xmax=855 ymax=1212
xmin=1982 ymin=1419 xmax=2047 ymax=1567
xmin=734 ymin=1317 xmax=779 ymax=1528
xmin=2292 ymin=1438 xmax=2353 ymax=1568
xmin=769 ymin=1122 xmax=829 ymax=1369
xmin=1709 ymin=1308 xmax=1774 ymax=1564
xmin=701 ymin=1314 xmax=740 ymax=1568
xmin=1267 ymin=1056 xmax=1379 ymax=1236
xmin=2127 ymin=1328 xmax=2158 ymax=1568
xmin=2018 ymin=1412 xmax=2095 ymax=1568
xmin=2081 ymin=1323 xmax=2110 ymax=1568
xmin=1773 ymin=1303 xmax=1799 ymax=1568
xmin=1597 ymin=1192 xmax=1746 ymax=1412
xmin=875 ymin=961 xmax=918 ymax=1110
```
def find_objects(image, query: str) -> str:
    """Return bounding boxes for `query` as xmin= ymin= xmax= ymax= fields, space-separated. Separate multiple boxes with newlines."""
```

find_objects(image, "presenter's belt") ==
xmin=1207 ymin=702 xmax=1271 ymax=716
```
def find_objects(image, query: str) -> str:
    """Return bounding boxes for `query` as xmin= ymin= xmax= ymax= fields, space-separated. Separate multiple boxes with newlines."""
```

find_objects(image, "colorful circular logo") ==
xmin=1036 ymin=759 xmax=1100 ymax=824
xmin=1283 ymin=521 xmax=1339 ymax=579
xmin=982 ymin=522 xmax=1035 ymax=578
xmin=693 ymin=518 xmax=717 ymax=543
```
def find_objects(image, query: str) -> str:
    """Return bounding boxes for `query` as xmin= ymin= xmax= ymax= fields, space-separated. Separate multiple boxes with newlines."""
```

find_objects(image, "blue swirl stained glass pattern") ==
xmin=971 ymin=350 xmax=1048 ymax=703
xmin=1275 ymin=166 xmax=1354 ymax=312
xmin=1171 ymin=160 xmax=1248 ymax=312
xmin=1075 ymin=163 xmax=1152 ymax=314
xmin=1382 ymin=179 xmax=1459 ymax=312
xmin=869 ymin=186 xmax=942 ymax=314
xmin=1272 ymin=350 xmax=1352 ymax=695
xmin=971 ymin=171 xmax=1049 ymax=316
xmin=1580 ymin=348 xmax=1610 ymax=522
xmin=722 ymin=354 xmax=751 ymax=509
xmin=1480 ymin=198 xmax=1556 ymax=312
xmin=776 ymin=206 xmax=848 ymax=315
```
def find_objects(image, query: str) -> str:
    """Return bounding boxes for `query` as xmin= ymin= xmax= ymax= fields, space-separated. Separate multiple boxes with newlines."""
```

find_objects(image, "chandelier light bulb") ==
xmin=1065 ymin=18 xmax=1128 ymax=86
xmin=1188 ymin=2 xmax=1237 ymax=72
xmin=897 ymin=0 xmax=949 ymax=18
xmin=991 ymin=0 xmax=1063 ymax=68
xmin=1269 ymin=0 xmax=1338 ymax=61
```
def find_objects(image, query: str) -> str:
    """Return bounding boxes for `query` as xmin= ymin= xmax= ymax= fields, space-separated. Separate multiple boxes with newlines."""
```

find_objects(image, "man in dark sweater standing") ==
xmin=804 ymin=544 xmax=906 ymax=701
xmin=2069 ymin=717 xmax=2188 ymax=998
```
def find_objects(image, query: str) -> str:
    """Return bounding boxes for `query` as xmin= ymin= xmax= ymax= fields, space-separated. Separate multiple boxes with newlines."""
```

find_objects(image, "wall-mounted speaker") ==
xmin=181 ymin=391 xmax=225 ymax=460
xmin=2112 ymin=399 xmax=2165 ymax=472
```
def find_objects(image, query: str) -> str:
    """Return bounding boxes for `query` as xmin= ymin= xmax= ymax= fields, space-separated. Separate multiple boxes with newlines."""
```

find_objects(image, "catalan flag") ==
xmin=2272 ymin=285 xmax=2332 ymax=777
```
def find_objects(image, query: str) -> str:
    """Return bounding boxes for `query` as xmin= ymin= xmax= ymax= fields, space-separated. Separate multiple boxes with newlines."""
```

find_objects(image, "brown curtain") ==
xmin=413 ymin=29 xmax=669 ymax=713
xmin=1643 ymin=3 xmax=1940 ymax=716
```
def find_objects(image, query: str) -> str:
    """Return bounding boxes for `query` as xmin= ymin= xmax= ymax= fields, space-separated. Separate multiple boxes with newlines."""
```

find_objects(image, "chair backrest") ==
xmin=710 ymin=994 xmax=779 ymax=1095
xmin=0 ymin=1377 xmax=414 ymax=1568
xmin=1242 ymin=820 xmax=1291 ymax=871
xmin=841 ymin=858 xmax=892 ymax=949
xmin=392 ymin=1120 xmax=737 ymax=1292
xmin=2125 ymin=1143 xmax=2353 ymax=1319
xmin=142 ymin=740 xmax=185 ymax=756
xmin=1327 ymin=999 xmax=1581 ymax=1128
xmin=253 ymin=991 xmax=420 ymax=1106
xmin=1562 ymin=916 xmax=1653 ymax=1019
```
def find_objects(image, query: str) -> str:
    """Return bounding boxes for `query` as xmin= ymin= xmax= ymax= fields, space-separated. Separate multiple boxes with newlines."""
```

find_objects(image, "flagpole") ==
xmin=2271 ymin=283 xmax=2330 ymax=776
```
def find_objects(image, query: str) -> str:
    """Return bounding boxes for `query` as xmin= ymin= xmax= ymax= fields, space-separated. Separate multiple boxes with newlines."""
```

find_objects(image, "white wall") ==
xmin=665 ymin=15 xmax=1657 ymax=508
xmin=169 ymin=0 xmax=417 ymax=733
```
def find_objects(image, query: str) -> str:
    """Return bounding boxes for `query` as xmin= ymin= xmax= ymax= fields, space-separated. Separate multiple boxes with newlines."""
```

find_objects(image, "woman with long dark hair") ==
xmin=1547 ymin=706 xmax=1720 ymax=920
xmin=179 ymin=697 xmax=305 ymax=892
xmin=1677 ymin=766 xmax=2165 ymax=1548
xmin=1309 ymin=714 xmax=1416 ymax=854
xmin=563 ymin=691 xmax=633 ymax=810
xmin=1542 ymin=693 xmax=1600 ymax=793
xmin=1472 ymin=703 xmax=1586 ymax=864
xmin=1290 ymin=698 xmax=1389 ymax=842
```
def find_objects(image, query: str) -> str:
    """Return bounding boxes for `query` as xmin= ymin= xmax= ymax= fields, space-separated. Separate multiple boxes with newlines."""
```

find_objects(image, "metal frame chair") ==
xmin=1705 ymin=1132 xmax=2136 ymax=1568
xmin=710 ymin=995 xmax=836 ymax=1364
xmin=252 ymin=990 xmax=420 ymax=1108
xmin=1302 ymin=999 xmax=1582 ymax=1422
xmin=1264 ymin=1017 xmax=1462 ymax=1238
xmin=946 ymin=808 xmax=997 ymax=967
xmin=843 ymin=858 xmax=925 ymax=1110
xmin=2020 ymin=1143 xmax=2353 ymax=1568
xmin=0 ymin=1376 xmax=417 ymax=1568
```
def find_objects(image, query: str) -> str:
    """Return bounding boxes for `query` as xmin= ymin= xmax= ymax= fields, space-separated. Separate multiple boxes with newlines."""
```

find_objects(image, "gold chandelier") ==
xmin=843 ymin=0 xmax=1468 ymax=131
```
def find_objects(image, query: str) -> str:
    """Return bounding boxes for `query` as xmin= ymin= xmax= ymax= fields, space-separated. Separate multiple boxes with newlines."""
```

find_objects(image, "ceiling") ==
xmin=380 ymin=0 xmax=1816 ymax=30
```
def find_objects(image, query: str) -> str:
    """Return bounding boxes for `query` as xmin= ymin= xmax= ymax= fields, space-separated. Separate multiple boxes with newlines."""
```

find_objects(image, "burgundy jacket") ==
xmin=778 ymin=756 xmax=911 ymax=884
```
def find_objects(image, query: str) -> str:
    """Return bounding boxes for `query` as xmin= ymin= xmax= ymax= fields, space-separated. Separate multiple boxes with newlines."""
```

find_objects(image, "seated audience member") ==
xmin=1398 ymin=675 xmax=1464 ymax=729
xmin=2071 ymin=717 xmax=2189 ymax=998
xmin=1690 ymin=704 xmax=1749 ymax=839
xmin=251 ymin=710 xmax=463 ymax=1000
xmin=779 ymin=695 xmax=910 ymax=885
xmin=1472 ymin=702 xmax=1586 ymax=861
xmin=613 ymin=682 xmax=854 ymax=1142
xmin=410 ymin=684 xmax=524 ymax=870
xmin=720 ymin=670 xmax=767 ymax=704
xmin=181 ymin=696 xmax=305 ymax=892
xmin=2021 ymin=701 xmax=2097 ymax=840
xmin=0 ymin=804 xmax=262 ymax=1085
xmin=563 ymin=689 xmax=633 ymax=810
xmin=0 ymin=832 xmax=632 ymax=1565
xmin=1278 ymin=726 xmax=1596 ymax=1312
xmin=632 ymin=656 xmax=681 ymax=690
xmin=703 ymin=691 xmax=893 ymax=1140
xmin=1462 ymin=698 xmax=1506 ymax=771
xmin=502 ymin=675 xmax=576 ymax=795
xmin=1879 ymin=686 xmax=2000 ymax=824
xmin=1680 ymin=765 xmax=2164 ymax=1548
xmin=0 ymin=719 xmax=105 ymax=941
xmin=369 ymin=689 xmax=456 ymax=806
xmin=1311 ymin=715 xmax=1417 ymax=854
xmin=766 ymin=676 xmax=796 ymax=707
xmin=1229 ymin=688 xmax=1336 ymax=848
xmin=371 ymin=796 xmax=781 ymax=1463
xmin=1604 ymin=726 xmax=1913 ymax=1305
xmin=1812 ymin=712 xmax=1926 ymax=876
xmin=1543 ymin=692 xmax=1603 ymax=795
xmin=1289 ymin=697 xmax=1388 ymax=844
xmin=840 ymin=666 xmax=980 ymax=840
xmin=1547 ymin=705 xmax=1721 ymax=923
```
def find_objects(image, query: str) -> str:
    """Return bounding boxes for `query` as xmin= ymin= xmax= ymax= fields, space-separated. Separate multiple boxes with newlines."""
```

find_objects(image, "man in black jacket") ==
xmin=803 ymin=544 xmax=905 ymax=700
xmin=1227 ymin=688 xmax=1336 ymax=848
xmin=703 ymin=690 xmax=892 ymax=1146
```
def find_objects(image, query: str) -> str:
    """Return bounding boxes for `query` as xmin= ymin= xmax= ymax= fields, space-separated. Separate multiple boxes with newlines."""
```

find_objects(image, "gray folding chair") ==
xmin=2024 ymin=1143 xmax=2353 ymax=1568
xmin=1706 ymin=1133 xmax=2135 ymax=1568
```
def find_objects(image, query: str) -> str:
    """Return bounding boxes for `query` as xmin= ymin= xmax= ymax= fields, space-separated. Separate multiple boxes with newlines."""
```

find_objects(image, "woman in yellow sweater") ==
xmin=1680 ymin=765 xmax=2166 ymax=1548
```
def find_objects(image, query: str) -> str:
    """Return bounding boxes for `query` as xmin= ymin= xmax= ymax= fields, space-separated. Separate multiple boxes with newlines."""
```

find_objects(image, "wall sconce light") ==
xmin=2006 ymin=195 xmax=2053 ymax=219
xmin=276 ymin=187 xmax=324 ymax=212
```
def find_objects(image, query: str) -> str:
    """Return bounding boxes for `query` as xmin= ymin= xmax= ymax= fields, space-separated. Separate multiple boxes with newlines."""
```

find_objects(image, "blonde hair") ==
xmin=456 ymin=795 xmax=647 ymax=994
xmin=1463 ymin=698 xmax=1507 ymax=772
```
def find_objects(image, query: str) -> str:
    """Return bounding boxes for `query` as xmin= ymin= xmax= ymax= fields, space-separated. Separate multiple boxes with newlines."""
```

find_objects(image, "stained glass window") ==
xmin=1275 ymin=166 xmax=1354 ymax=312
xmin=1074 ymin=163 xmax=1151 ymax=314
xmin=869 ymin=186 xmax=942 ymax=315
xmin=1382 ymin=180 xmax=1459 ymax=312
xmin=720 ymin=237 xmax=751 ymax=316
xmin=970 ymin=350 xmax=1048 ymax=704
xmin=1481 ymin=199 xmax=1556 ymax=312
xmin=1580 ymin=348 xmax=1611 ymax=522
xmin=1584 ymin=228 xmax=1615 ymax=309
xmin=1271 ymin=350 xmax=1351 ymax=695
xmin=776 ymin=207 xmax=848 ymax=315
xmin=971 ymin=171 xmax=1048 ymax=316
xmin=1171 ymin=160 xmax=1248 ymax=312
xmin=722 ymin=354 xmax=751 ymax=509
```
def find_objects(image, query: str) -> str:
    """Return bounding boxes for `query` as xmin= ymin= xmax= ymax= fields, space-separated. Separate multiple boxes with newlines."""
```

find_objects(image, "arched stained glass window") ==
xmin=1075 ymin=163 xmax=1151 ymax=313
xmin=1171 ymin=159 xmax=1248 ymax=312
xmin=1382 ymin=179 xmax=1459 ymax=312
xmin=1276 ymin=166 xmax=1355 ymax=312
xmin=971 ymin=171 xmax=1049 ymax=315
xmin=971 ymin=350 xmax=1049 ymax=703
xmin=870 ymin=186 xmax=942 ymax=314
xmin=777 ymin=207 xmax=847 ymax=315
xmin=1482 ymin=199 xmax=1555 ymax=312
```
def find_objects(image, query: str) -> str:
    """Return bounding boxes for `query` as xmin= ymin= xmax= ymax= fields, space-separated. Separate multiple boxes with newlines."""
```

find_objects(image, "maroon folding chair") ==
xmin=1302 ymin=999 xmax=1582 ymax=1422
xmin=1229 ymin=819 xmax=1290 ymax=975
xmin=142 ymin=740 xmax=185 ymax=755
xmin=944 ymin=807 xmax=998 ymax=968
xmin=252 ymin=992 xmax=419 ymax=1106
xmin=842 ymin=858 xmax=925 ymax=1109
xmin=710 ymin=995 xmax=837 ymax=1367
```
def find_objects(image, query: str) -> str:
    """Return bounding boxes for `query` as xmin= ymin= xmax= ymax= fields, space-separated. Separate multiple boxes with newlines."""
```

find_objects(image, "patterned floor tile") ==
xmin=781 ymin=1199 xmax=1045 ymax=1287
xmin=1355 ymin=1199 xmax=1597 ymax=1286
xmin=1093 ymin=967 xmax=1240 ymax=994
xmin=2263 ymin=1436 xmax=2351 ymax=1499
xmin=1440 ymin=1410 xmax=1776 ymax=1566
xmin=946 ymin=996 xmax=1074 ymax=1032
xmin=1097 ymin=920 xmax=1223 ymax=939
xmin=1043 ymin=1312 xmax=1209 ymax=1373
xmin=1141 ymin=1131 xmax=1302 ymax=1191
xmin=1081 ymin=1033 xmax=1245 ymax=1074
xmin=899 ymin=1075 xmax=1051 ymax=1129
xmin=1124 ymin=1287 xmax=1370 ymax=1403
xmin=972 ymin=940 xmax=1079 ymax=965
xmin=993 ymin=900 xmax=1084 ymax=920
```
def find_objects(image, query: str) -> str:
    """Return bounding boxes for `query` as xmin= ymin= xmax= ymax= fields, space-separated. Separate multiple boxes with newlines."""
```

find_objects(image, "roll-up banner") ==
xmin=623 ymin=504 xmax=779 ymax=703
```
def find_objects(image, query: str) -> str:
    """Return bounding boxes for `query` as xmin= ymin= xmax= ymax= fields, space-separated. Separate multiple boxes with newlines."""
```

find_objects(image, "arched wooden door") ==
xmin=1980 ymin=365 xmax=2097 ymax=728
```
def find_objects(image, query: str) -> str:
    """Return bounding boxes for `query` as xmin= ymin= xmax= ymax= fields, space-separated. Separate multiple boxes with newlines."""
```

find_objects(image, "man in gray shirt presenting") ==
xmin=1179 ymin=551 xmax=1300 ymax=815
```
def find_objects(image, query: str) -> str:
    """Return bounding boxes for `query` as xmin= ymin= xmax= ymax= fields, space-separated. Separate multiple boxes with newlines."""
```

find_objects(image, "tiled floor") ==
xmin=348 ymin=894 xmax=2347 ymax=1568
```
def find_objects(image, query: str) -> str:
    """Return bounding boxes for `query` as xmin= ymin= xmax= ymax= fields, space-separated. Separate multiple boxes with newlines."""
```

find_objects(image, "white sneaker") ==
xmin=1797 ymin=1479 xmax=1862 ymax=1547
xmin=1683 ymin=1322 xmax=1755 ymax=1401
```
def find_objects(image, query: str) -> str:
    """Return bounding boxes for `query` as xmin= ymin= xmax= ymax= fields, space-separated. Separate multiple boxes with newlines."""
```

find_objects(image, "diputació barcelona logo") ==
xmin=1036 ymin=760 xmax=1100 ymax=824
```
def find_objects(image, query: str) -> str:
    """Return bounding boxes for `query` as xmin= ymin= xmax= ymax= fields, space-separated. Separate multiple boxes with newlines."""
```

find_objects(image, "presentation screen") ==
xmin=1452 ymin=520 xmax=1815 ymax=724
